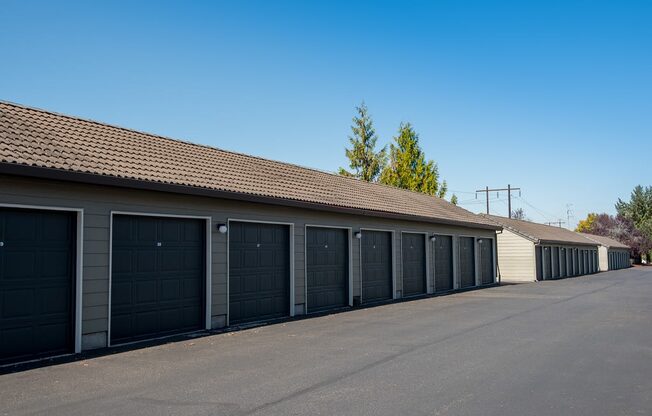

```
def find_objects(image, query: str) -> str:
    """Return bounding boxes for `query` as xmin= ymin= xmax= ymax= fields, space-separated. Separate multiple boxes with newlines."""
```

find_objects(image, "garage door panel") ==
xmin=402 ymin=233 xmax=426 ymax=297
xmin=479 ymin=238 xmax=494 ymax=285
xmin=41 ymin=250 xmax=73 ymax=277
xmin=111 ymin=215 xmax=204 ymax=344
xmin=136 ymin=218 xmax=157 ymax=241
xmin=3 ymin=289 xmax=34 ymax=318
xmin=41 ymin=286 xmax=71 ymax=313
xmin=229 ymin=222 xmax=290 ymax=324
xmin=4 ymin=212 xmax=37 ymax=241
xmin=136 ymin=250 xmax=156 ymax=273
xmin=307 ymin=228 xmax=349 ymax=313
xmin=434 ymin=235 xmax=454 ymax=292
xmin=160 ymin=279 xmax=181 ymax=300
xmin=362 ymin=231 xmax=393 ymax=303
xmin=459 ymin=237 xmax=476 ymax=288
xmin=160 ymin=250 xmax=183 ymax=271
xmin=160 ymin=220 xmax=181 ymax=241
xmin=3 ymin=251 xmax=37 ymax=278
xmin=0 ymin=208 xmax=75 ymax=364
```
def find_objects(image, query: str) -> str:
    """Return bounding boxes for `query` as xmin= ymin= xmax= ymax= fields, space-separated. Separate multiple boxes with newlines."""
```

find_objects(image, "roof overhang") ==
xmin=536 ymin=239 xmax=599 ymax=247
xmin=0 ymin=163 xmax=501 ymax=231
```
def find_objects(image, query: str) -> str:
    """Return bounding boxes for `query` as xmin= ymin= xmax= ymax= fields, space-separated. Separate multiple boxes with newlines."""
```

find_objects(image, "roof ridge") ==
xmin=483 ymin=213 xmax=574 ymax=232
xmin=480 ymin=214 xmax=538 ymax=242
xmin=0 ymin=99 xmax=453 ymax=204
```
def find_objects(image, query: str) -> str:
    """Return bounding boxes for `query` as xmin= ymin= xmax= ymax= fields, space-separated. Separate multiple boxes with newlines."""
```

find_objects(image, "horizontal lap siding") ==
xmin=0 ymin=175 xmax=497 ymax=342
xmin=496 ymin=230 xmax=535 ymax=282
xmin=598 ymin=246 xmax=609 ymax=271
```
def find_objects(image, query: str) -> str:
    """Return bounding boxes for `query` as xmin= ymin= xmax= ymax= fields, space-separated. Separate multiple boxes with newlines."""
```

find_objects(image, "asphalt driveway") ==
xmin=2 ymin=267 xmax=651 ymax=416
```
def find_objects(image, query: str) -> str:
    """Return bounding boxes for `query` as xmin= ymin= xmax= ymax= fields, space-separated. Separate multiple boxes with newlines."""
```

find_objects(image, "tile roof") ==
xmin=579 ymin=233 xmax=629 ymax=249
xmin=0 ymin=101 xmax=498 ymax=229
xmin=481 ymin=214 xmax=598 ymax=246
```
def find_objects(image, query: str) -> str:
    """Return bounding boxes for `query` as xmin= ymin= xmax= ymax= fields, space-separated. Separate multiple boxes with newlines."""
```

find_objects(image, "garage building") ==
xmin=481 ymin=214 xmax=600 ymax=283
xmin=0 ymin=102 xmax=500 ymax=364
xmin=579 ymin=233 xmax=630 ymax=271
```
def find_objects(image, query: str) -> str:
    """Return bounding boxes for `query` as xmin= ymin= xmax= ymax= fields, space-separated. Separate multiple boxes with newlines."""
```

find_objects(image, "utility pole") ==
xmin=545 ymin=220 xmax=566 ymax=228
xmin=476 ymin=185 xmax=521 ymax=217
xmin=566 ymin=204 xmax=574 ymax=229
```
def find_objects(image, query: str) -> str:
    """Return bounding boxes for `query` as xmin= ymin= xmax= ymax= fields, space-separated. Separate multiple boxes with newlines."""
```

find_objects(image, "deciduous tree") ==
xmin=575 ymin=213 xmax=597 ymax=232
xmin=511 ymin=208 xmax=528 ymax=221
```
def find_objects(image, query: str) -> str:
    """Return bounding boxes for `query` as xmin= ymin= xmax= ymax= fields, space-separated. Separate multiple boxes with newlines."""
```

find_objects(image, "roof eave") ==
xmin=0 ymin=163 xmax=501 ymax=231
xmin=537 ymin=239 xmax=599 ymax=247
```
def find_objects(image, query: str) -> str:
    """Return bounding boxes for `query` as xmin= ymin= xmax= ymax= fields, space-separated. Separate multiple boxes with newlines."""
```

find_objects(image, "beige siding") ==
xmin=598 ymin=246 xmax=609 ymax=271
xmin=496 ymin=229 xmax=536 ymax=282
xmin=0 ymin=175 xmax=497 ymax=348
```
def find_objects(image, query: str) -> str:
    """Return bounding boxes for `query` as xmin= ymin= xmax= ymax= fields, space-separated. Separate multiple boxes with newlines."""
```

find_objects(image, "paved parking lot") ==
xmin=2 ymin=267 xmax=651 ymax=416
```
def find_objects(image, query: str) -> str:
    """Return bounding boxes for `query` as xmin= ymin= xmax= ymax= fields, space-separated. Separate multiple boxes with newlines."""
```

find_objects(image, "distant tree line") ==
xmin=576 ymin=185 xmax=652 ymax=263
xmin=339 ymin=103 xmax=454 ymax=203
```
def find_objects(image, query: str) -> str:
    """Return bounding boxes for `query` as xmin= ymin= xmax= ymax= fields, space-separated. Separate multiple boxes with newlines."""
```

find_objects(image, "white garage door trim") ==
xmin=0 ymin=202 xmax=84 ymax=359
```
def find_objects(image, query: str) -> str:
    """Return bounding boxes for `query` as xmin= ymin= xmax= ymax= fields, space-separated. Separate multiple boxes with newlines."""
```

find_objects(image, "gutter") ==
xmin=0 ymin=163 xmax=501 ymax=231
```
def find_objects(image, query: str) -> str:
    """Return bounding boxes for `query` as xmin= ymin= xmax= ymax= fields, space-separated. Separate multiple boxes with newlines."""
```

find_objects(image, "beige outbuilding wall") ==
xmin=496 ymin=229 xmax=536 ymax=282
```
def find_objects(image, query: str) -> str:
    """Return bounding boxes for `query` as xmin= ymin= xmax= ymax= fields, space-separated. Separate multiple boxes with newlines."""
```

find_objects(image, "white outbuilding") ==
xmin=482 ymin=215 xmax=600 ymax=283
xmin=579 ymin=233 xmax=631 ymax=271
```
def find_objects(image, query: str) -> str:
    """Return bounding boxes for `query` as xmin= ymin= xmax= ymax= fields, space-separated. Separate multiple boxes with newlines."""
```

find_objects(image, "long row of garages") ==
xmin=0 ymin=202 xmax=497 ymax=364
xmin=608 ymin=250 xmax=630 ymax=270
xmin=536 ymin=245 xmax=599 ymax=280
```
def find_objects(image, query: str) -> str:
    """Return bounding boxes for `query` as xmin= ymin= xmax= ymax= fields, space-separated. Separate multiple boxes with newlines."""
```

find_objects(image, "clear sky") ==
xmin=1 ymin=1 xmax=650 ymax=227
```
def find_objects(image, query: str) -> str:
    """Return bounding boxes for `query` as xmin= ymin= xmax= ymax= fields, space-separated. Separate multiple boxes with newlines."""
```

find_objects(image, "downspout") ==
xmin=496 ymin=229 xmax=503 ymax=285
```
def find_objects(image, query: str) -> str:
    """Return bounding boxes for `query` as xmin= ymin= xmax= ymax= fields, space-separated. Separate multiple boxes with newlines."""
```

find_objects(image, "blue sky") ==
xmin=1 ymin=1 xmax=650 ymax=227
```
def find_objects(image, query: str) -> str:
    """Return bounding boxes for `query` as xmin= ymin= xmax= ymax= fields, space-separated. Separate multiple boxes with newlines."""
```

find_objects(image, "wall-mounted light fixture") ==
xmin=429 ymin=235 xmax=437 ymax=242
xmin=478 ymin=239 xmax=483 ymax=244
xmin=217 ymin=224 xmax=228 ymax=234
xmin=354 ymin=231 xmax=362 ymax=239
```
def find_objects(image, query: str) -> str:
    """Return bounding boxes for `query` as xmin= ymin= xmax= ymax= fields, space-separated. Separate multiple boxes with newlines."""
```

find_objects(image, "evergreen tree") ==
xmin=616 ymin=185 xmax=652 ymax=238
xmin=379 ymin=122 xmax=447 ymax=197
xmin=339 ymin=103 xmax=386 ymax=182
xmin=450 ymin=194 xmax=458 ymax=205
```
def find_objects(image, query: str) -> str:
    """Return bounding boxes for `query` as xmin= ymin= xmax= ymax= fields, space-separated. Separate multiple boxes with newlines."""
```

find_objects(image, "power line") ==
xmin=475 ymin=185 xmax=521 ymax=218
xmin=545 ymin=220 xmax=566 ymax=228
xmin=512 ymin=195 xmax=557 ymax=221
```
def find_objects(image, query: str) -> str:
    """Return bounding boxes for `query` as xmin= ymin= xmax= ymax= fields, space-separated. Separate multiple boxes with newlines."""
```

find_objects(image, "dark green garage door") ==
xmin=361 ymin=230 xmax=393 ymax=303
xmin=543 ymin=247 xmax=552 ymax=280
xmin=306 ymin=227 xmax=348 ymax=313
xmin=0 ymin=208 xmax=75 ymax=364
xmin=402 ymin=233 xmax=426 ymax=297
xmin=229 ymin=222 xmax=290 ymax=324
xmin=459 ymin=237 xmax=475 ymax=288
xmin=111 ymin=215 xmax=205 ymax=344
xmin=535 ymin=246 xmax=543 ymax=281
xmin=478 ymin=238 xmax=494 ymax=285
xmin=433 ymin=235 xmax=454 ymax=292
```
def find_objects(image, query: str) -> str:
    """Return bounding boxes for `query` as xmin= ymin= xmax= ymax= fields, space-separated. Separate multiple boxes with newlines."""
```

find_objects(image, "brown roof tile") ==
xmin=481 ymin=214 xmax=597 ymax=246
xmin=0 ymin=101 xmax=498 ymax=229
xmin=579 ymin=233 xmax=629 ymax=249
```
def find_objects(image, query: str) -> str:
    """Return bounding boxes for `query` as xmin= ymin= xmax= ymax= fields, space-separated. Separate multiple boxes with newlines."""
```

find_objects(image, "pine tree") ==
xmin=379 ymin=122 xmax=447 ymax=198
xmin=339 ymin=103 xmax=386 ymax=182
xmin=450 ymin=194 xmax=458 ymax=205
